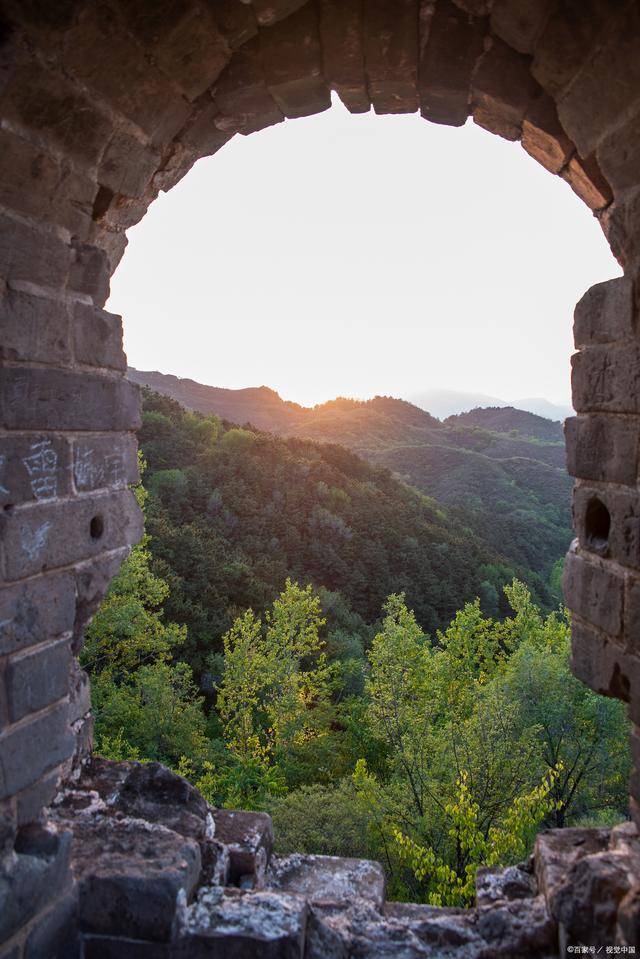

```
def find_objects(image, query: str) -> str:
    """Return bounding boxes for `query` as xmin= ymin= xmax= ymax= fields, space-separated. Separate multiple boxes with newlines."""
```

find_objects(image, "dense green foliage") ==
xmin=445 ymin=406 xmax=564 ymax=442
xmin=138 ymin=390 xmax=533 ymax=676
xmin=128 ymin=375 xmax=572 ymax=610
xmin=83 ymin=392 xmax=628 ymax=907
xmin=87 ymin=544 xmax=629 ymax=905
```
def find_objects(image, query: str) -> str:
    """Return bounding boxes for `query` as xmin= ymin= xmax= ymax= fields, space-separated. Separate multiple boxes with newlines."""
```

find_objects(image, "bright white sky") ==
xmin=109 ymin=95 xmax=620 ymax=409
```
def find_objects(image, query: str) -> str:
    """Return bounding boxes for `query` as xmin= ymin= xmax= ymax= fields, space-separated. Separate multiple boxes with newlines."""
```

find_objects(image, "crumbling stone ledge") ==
xmin=3 ymin=759 xmax=638 ymax=957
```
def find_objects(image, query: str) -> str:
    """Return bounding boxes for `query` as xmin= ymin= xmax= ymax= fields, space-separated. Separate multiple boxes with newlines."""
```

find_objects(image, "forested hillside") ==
xmin=445 ymin=405 xmax=564 ymax=442
xmin=138 ymin=389 xmax=529 ymax=676
xmin=128 ymin=371 xmax=573 ymax=600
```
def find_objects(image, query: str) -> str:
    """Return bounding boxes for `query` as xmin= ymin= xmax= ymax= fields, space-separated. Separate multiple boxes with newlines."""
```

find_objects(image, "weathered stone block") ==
xmin=184 ymin=886 xmax=308 ymax=958
xmin=570 ymin=617 xmax=640 ymax=711
xmin=99 ymin=131 xmax=161 ymax=199
xmin=0 ymin=434 xmax=71 ymax=507
xmin=72 ymin=432 xmax=139 ymax=493
xmin=562 ymin=152 xmax=613 ymax=212
xmin=531 ymin=0 xmax=615 ymax=99
xmin=124 ymin=0 xmax=231 ymax=101
xmin=0 ymin=822 xmax=73 ymax=943
xmin=490 ymin=0 xmax=553 ymax=54
xmin=268 ymin=854 xmax=386 ymax=909
xmin=472 ymin=37 xmax=540 ymax=141
xmin=24 ymin=890 xmax=80 ymax=959
xmin=418 ymin=0 xmax=485 ymax=127
xmin=600 ymin=186 xmax=640 ymax=271
xmin=0 ymin=287 xmax=72 ymax=366
xmin=572 ymin=344 xmax=640 ymax=415
xmin=1 ymin=487 xmax=142 ymax=580
xmin=475 ymin=863 xmax=536 ymax=907
xmin=0 ymin=703 xmax=74 ymax=799
xmin=213 ymin=38 xmax=283 ymax=135
xmin=69 ymin=239 xmax=110 ymax=306
xmin=0 ymin=128 xmax=95 ymax=236
xmin=363 ymin=0 xmax=419 ymax=114
xmin=535 ymin=826 xmax=610 ymax=906
xmin=474 ymin=896 xmax=557 ymax=955
xmin=573 ymin=277 xmax=634 ymax=348
xmin=6 ymin=638 xmax=72 ymax=723
xmin=95 ymin=192 xmax=151 ymax=233
xmin=0 ymin=212 xmax=70 ymax=291
xmin=553 ymin=849 xmax=633 ymax=946
xmin=16 ymin=770 xmax=61 ymax=826
xmin=556 ymin=4 xmax=640 ymax=158
xmin=213 ymin=808 xmax=274 ymax=885
xmin=62 ymin=5 xmax=190 ymax=145
xmin=572 ymin=483 xmax=640 ymax=569
xmin=562 ymin=547 xmax=623 ymax=637
xmin=208 ymin=0 xmax=258 ymax=49
xmin=260 ymin=3 xmax=331 ymax=119
xmin=69 ymin=817 xmax=201 ymax=941
xmin=565 ymin=414 xmax=640 ymax=486
xmin=521 ymin=92 xmax=574 ymax=174
xmin=0 ymin=367 xmax=141 ymax=431
xmin=94 ymin=192 xmax=154 ymax=235
xmin=0 ymin=571 xmax=76 ymax=657
xmin=74 ymin=303 xmax=126 ymax=370
xmin=319 ymin=0 xmax=370 ymax=114
xmin=177 ymin=99 xmax=234 ymax=157
xmin=0 ymin=59 xmax=113 ymax=167
xmin=598 ymin=101 xmax=640 ymax=195
xmin=109 ymin=761 xmax=212 ymax=844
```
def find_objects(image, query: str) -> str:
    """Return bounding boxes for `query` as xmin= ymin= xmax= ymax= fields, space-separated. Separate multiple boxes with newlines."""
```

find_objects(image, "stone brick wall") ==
xmin=1 ymin=1 xmax=640 ymax=954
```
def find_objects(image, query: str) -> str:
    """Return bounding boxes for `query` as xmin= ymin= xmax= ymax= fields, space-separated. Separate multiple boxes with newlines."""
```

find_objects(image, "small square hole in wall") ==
xmin=90 ymin=515 xmax=104 ymax=540
xmin=584 ymin=496 xmax=610 ymax=554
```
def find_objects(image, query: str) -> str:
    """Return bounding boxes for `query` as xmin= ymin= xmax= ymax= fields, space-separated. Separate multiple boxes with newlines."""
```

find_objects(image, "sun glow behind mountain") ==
xmin=109 ymin=95 xmax=618 ymax=409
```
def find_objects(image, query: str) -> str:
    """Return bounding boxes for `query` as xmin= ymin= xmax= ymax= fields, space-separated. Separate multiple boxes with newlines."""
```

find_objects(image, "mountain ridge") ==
xmin=127 ymin=368 xmax=565 ymax=441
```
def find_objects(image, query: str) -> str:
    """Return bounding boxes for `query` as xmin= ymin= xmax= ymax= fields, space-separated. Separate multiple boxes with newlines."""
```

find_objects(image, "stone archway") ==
xmin=1 ymin=0 xmax=640 ymax=953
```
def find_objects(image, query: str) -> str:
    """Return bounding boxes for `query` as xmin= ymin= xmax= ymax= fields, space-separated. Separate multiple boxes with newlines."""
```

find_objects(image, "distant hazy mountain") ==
xmin=511 ymin=397 xmax=573 ymax=421
xmin=405 ymin=389 xmax=505 ymax=419
xmin=405 ymin=388 xmax=572 ymax=422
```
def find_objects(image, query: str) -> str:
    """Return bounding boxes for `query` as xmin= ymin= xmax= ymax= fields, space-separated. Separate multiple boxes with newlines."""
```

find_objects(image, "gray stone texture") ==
xmin=0 ymin=703 xmax=75 ymax=800
xmin=0 ymin=571 xmax=76 ymax=657
xmin=573 ymin=276 xmax=634 ymax=347
xmin=0 ymin=367 xmax=141 ymax=432
xmin=260 ymin=3 xmax=330 ymax=119
xmin=6 ymin=637 xmax=72 ymax=723
xmin=363 ymin=0 xmax=419 ymax=115
xmin=213 ymin=808 xmax=274 ymax=886
xmin=418 ymin=0 xmax=485 ymax=127
xmin=0 ymin=488 xmax=142 ymax=581
xmin=72 ymin=433 xmax=139 ymax=494
xmin=0 ymin=823 xmax=72 ymax=943
xmin=0 ymin=434 xmax=71 ymax=508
